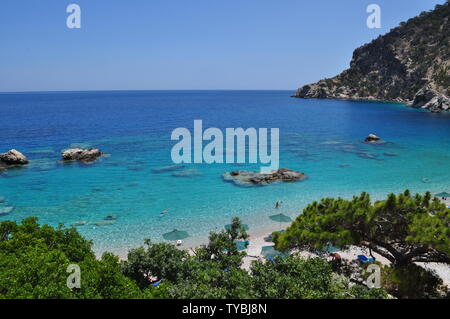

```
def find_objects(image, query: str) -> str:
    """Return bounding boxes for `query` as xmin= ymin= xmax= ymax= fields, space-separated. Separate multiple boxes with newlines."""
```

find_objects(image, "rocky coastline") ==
xmin=293 ymin=3 xmax=450 ymax=112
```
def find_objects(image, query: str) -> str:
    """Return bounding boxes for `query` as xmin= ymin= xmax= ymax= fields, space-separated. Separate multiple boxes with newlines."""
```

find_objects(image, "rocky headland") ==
xmin=294 ymin=2 xmax=450 ymax=112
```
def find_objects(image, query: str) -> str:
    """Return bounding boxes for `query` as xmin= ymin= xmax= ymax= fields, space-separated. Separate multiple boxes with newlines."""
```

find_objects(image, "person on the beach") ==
xmin=275 ymin=201 xmax=280 ymax=209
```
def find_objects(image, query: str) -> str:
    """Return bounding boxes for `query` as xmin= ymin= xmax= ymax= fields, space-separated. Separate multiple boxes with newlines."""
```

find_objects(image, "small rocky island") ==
xmin=293 ymin=3 xmax=450 ymax=112
xmin=364 ymin=134 xmax=381 ymax=143
xmin=0 ymin=149 xmax=29 ymax=173
xmin=62 ymin=148 xmax=103 ymax=162
xmin=223 ymin=168 xmax=307 ymax=187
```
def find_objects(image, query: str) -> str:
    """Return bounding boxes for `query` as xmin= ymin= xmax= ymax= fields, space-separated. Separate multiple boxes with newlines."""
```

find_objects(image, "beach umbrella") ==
xmin=269 ymin=213 xmax=292 ymax=223
xmin=224 ymin=223 xmax=249 ymax=231
xmin=234 ymin=240 xmax=250 ymax=251
xmin=435 ymin=192 xmax=450 ymax=198
xmin=260 ymin=246 xmax=287 ymax=260
xmin=162 ymin=229 xmax=189 ymax=241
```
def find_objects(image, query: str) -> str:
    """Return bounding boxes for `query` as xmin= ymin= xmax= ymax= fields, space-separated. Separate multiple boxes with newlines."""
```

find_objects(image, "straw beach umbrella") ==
xmin=224 ymin=223 xmax=249 ymax=231
xmin=162 ymin=229 xmax=189 ymax=241
xmin=269 ymin=213 xmax=292 ymax=223
xmin=435 ymin=192 xmax=450 ymax=198
xmin=269 ymin=213 xmax=293 ymax=230
xmin=260 ymin=246 xmax=287 ymax=260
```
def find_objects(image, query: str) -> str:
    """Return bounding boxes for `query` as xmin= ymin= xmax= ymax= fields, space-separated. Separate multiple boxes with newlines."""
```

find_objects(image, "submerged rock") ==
xmin=71 ymin=221 xmax=87 ymax=227
xmin=93 ymin=220 xmax=116 ymax=226
xmin=127 ymin=165 xmax=145 ymax=171
xmin=0 ymin=206 xmax=14 ymax=216
xmin=223 ymin=168 xmax=307 ymax=187
xmin=104 ymin=214 xmax=117 ymax=221
xmin=357 ymin=152 xmax=382 ymax=160
xmin=62 ymin=148 xmax=103 ymax=162
xmin=151 ymin=165 xmax=185 ymax=173
xmin=172 ymin=169 xmax=202 ymax=177
xmin=364 ymin=134 xmax=381 ymax=143
xmin=0 ymin=149 xmax=29 ymax=165
xmin=383 ymin=152 xmax=398 ymax=157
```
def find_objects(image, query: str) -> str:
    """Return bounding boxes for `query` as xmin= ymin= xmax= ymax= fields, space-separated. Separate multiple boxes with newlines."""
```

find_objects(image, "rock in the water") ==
xmin=151 ymin=165 xmax=185 ymax=173
xmin=71 ymin=221 xmax=87 ymax=227
xmin=172 ymin=169 xmax=202 ymax=177
xmin=62 ymin=148 xmax=102 ymax=162
xmin=383 ymin=152 xmax=398 ymax=157
xmin=93 ymin=220 xmax=116 ymax=226
xmin=104 ymin=214 xmax=117 ymax=221
xmin=357 ymin=152 xmax=382 ymax=160
xmin=364 ymin=134 xmax=381 ymax=143
xmin=223 ymin=168 xmax=307 ymax=187
xmin=0 ymin=206 xmax=14 ymax=216
xmin=0 ymin=149 xmax=29 ymax=165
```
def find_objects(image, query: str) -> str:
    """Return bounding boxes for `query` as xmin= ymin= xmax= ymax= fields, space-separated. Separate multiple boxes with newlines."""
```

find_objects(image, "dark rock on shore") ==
xmin=0 ymin=149 xmax=29 ymax=165
xmin=293 ymin=3 xmax=450 ymax=112
xmin=407 ymin=85 xmax=450 ymax=112
xmin=223 ymin=168 xmax=307 ymax=187
xmin=62 ymin=148 xmax=103 ymax=162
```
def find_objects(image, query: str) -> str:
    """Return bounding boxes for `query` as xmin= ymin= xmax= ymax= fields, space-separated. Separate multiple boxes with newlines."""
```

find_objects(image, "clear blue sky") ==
xmin=0 ymin=0 xmax=444 ymax=92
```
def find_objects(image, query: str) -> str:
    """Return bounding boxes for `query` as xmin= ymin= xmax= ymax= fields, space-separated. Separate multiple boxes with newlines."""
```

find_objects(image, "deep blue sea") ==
xmin=1 ymin=90 xmax=450 ymax=256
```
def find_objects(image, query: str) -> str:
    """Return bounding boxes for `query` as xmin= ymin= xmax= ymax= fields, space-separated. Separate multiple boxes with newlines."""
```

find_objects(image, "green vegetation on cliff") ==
xmin=295 ymin=2 xmax=450 ymax=111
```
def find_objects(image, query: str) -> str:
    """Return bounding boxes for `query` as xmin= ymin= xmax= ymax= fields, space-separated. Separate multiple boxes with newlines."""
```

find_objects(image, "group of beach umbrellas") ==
xmin=435 ymin=192 xmax=450 ymax=198
xmin=162 ymin=212 xmax=293 ymax=248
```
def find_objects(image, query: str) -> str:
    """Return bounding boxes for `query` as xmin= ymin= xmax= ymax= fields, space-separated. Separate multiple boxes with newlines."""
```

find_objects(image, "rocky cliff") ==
xmin=294 ymin=2 xmax=450 ymax=112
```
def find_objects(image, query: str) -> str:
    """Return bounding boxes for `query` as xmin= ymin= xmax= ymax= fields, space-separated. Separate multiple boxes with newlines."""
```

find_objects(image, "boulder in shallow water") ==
xmin=104 ymin=214 xmax=117 ymax=221
xmin=0 ymin=206 xmax=14 ymax=216
xmin=172 ymin=169 xmax=202 ymax=177
xmin=93 ymin=220 xmax=116 ymax=226
xmin=383 ymin=152 xmax=398 ymax=157
xmin=364 ymin=134 xmax=381 ymax=143
xmin=62 ymin=148 xmax=103 ymax=162
xmin=71 ymin=221 xmax=87 ymax=227
xmin=357 ymin=152 xmax=382 ymax=160
xmin=0 ymin=149 xmax=29 ymax=165
xmin=223 ymin=168 xmax=307 ymax=187
xmin=151 ymin=164 xmax=185 ymax=173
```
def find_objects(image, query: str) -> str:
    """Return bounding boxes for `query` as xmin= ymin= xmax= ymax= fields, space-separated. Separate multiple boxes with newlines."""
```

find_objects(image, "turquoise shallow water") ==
xmin=1 ymin=90 xmax=450 ymax=255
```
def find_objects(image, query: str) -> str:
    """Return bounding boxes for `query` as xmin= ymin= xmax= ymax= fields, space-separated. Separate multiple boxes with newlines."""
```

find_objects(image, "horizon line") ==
xmin=0 ymin=88 xmax=297 ymax=94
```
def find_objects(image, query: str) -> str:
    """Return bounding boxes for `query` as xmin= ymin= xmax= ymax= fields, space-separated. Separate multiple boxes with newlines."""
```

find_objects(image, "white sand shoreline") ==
xmin=113 ymin=219 xmax=450 ymax=288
